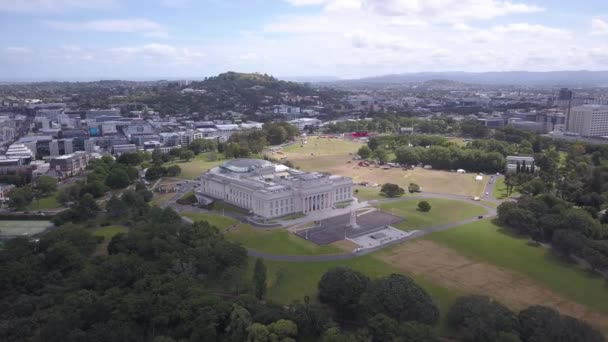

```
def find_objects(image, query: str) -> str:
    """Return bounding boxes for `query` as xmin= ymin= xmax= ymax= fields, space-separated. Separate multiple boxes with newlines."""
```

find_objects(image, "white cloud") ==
xmin=5 ymin=46 xmax=32 ymax=53
xmin=591 ymin=18 xmax=608 ymax=36
xmin=46 ymin=18 xmax=169 ymax=38
xmin=0 ymin=0 xmax=116 ymax=13
xmin=160 ymin=0 xmax=191 ymax=8
xmin=108 ymin=43 xmax=205 ymax=64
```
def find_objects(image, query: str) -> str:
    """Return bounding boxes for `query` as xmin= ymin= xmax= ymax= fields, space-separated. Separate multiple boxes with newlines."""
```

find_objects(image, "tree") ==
xmin=318 ymin=267 xmax=370 ymax=316
xmin=395 ymin=147 xmax=420 ymax=165
xmin=381 ymin=183 xmax=405 ymax=198
xmin=447 ymin=295 xmax=519 ymax=342
xmin=105 ymin=168 xmax=131 ymax=189
xmin=266 ymin=125 xmax=288 ymax=145
xmin=400 ymin=321 xmax=438 ymax=342
xmin=180 ymin=149 xmax=194 ymax=162
xmin=290 ymin=299 xmax=334 ymax=338
xmin=226 ymin=305 xmax=252 ymax=342
xmin=74 ymin=193 xmax=100 ymax=221
xmin=367 ymin=314 xmax=401 ymax=342
xmin=418 ymin=201 xmax=431 ymax=212
xmin=408 ymin=183 xmax=421 ymax=193
xmin=106 ymin=195 xmax=126 ymax=218
xmin=8 ymin=186 xmax=34 ymax=211
xmin=361 ymin=274 xmax=439 ymax=324
xmin=146 ymin=166 xmax=166 ymax=180
xmin=374 ymin=147 xmax=389 ymax=164
xmin=253 ymin=258 xmax=267 ymax=299
xmin=35 ymin=175 xmax=57 ymax=196
xmin=358 ymin=145 xmax=372 ymax=159
xmin=152 ymin=147 xmax=164 ymax=165
xmin=518 ymin=305 xmax=563 ymax=342
xmin=166 ymin=165 xmax=181 ymax=177
xmin=520 ymin=179 xmax=547 ymax=196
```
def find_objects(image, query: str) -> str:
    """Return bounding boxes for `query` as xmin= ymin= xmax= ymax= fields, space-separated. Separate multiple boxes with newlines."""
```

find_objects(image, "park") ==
xmin=143 ymin=136 xmax=608 ymax=337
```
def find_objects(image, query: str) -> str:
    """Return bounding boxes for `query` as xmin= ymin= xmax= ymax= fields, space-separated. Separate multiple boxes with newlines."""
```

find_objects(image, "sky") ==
xmin=1 ymin=0 xmax=608 ymax=80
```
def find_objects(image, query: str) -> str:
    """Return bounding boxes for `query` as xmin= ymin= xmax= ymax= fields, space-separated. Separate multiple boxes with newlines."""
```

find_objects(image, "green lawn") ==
xmin=0 ymin=220 xmax=52 ymax=237
xmin=92 ymin=225 xmax=128 ymax=255
xmin=354 ymin=186 xmax=388 ymax=201
xmin=492 ymin=177 xmax=519 ymax=200
xmin=428 ymin=220 xmax=608 ymax=315
xmin=212 ymin=201 xmax=250 ymax=215
xmin=282 ymin=137 xmax=361 ymax=157
xmin=149 ymin=192 xmax=174 ymax=207
xmin=163 ymin=153 xmax=224 ymax=180
xmin=181 ymin=211 xmax=238 ymax=230
xmin=28 ymin=193 xmax=62 ymax=211
xmin=227 ymin=224 xmax=344 ymax=256
xmin=262 ymin=255 xmax=460 ymax=336
xmin=378 ymin=198 xmax=487 ymax=231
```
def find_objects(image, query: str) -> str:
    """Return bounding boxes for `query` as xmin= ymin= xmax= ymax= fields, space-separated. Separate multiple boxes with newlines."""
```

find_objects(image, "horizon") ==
xmin=1 ymin=0 xmax=608 ymax=79
xmin=3 ymin=69 xmax=608 ymax=84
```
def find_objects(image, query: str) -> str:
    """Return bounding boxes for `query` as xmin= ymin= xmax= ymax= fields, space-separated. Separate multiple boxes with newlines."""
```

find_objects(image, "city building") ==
xmin=197 ymin=159 xmax=353 ymax=219
xmin=86 ymin=108 xmax=120 ymax=119
xmin=112 ymin=144 xmax=137 ymax=156
xmin=567 ymin=105 xmax=608 ymax=137
xmin=48 ymin=152 xmax=91 ymax=178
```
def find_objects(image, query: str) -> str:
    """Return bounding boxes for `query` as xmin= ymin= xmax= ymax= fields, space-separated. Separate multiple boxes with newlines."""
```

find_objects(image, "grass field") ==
xmin=284 ymin=141 xmax=488 ymax=197
xmin=27 ymin=193 xmax=62 ymax=211
xmin=92 ymin=225 xmax=128 ymax=255
xmin=428 ymin=220 xmax=608 ymax=316
xmin=163 ymin=153 xmax=224 ymax=180
xmin=282 ymin=136 xmax=362 ymax=157
xmin=263 ymin=255 xmax=460 ymax=335
xmin=378 ymin=198 xmax=487 ymax=231
xmin=354 ymin=186 xmax=388 ymax=201
xmin=0 ymin=220 xmax=52 ymax=237
xmin=181 ymin=211 xmax=238 ymax=229
xmin=149 ymin=192 xmax=174 ymax=207
xmin=492 ymin=177 xmax=520 ymax=200
xmin=227 ymin=223 xmax=345 ymax=256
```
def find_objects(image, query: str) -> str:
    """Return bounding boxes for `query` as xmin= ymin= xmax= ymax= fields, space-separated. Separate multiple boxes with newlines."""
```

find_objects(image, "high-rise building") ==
xmin=568 ymin=105 xmax=608 ymax=137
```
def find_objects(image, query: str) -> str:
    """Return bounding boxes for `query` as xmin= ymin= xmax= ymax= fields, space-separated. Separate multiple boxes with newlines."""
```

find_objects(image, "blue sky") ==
xmin=1 ymin=0 xmax=608 ymax=80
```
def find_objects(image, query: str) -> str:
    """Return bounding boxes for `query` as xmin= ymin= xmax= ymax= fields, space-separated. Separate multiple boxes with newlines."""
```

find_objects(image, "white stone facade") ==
xmin=197 ymin=159 xmax=353 ymax=219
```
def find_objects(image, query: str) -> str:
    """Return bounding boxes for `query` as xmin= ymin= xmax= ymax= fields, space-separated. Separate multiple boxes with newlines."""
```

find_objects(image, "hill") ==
xmin=339 ymin=71 xmax=608 ymax=87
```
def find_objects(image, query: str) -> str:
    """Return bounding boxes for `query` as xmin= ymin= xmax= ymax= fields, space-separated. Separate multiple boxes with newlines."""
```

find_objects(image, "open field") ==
xmin=92 ymin=225 xmax=128 ymax=256
xmin=149 ymin=192 xmax=175 ymax=207
xmin=282 ymin=136 xmax=363 ymax=157
xmin=27 ymin=193 xmax=62 ymax=211
xmin=263 ymin=255 xmax=460 ymax=335
xmin=377 ymin=198 xmax=487 ymax=231
xmin=0 ymin=220 xmax=52 ymax=237
xmin=227 ymin=223 xmax=345 ymax=256
xmin=181 ymin=211 xmax=239 ymax=229
xmin=284 ymin=140 xmax=488 ymax=197
xmin=163 ymin=153 xmax=224 ymax=180
xmin=423 ymin=220 xmax=608 ymax=333
xmin=353 ymin=186 xmax=388 ymax=201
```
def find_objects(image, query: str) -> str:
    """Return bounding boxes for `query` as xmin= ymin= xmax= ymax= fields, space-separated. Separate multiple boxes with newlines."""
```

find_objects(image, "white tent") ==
xmin=475 ymin=175 xmax=483 ymax=181
xmin=457 ymin=169 xmax=466 ymax=174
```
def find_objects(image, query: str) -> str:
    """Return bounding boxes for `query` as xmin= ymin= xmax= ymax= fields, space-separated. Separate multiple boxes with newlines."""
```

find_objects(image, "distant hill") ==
xmin=340 ymin=71 xmax=608 ymax=87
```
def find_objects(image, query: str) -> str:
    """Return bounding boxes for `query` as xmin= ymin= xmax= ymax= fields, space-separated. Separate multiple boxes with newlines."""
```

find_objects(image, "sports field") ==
xmin=0 ymin=220 xmax=52 ymax=237
xmin=163 ymin=153 xmax=224 ymax=180
xmin=282 ymin=138 xmax=488 ymax=197
xmin=377 ymin=198 xmax=487 ymax=231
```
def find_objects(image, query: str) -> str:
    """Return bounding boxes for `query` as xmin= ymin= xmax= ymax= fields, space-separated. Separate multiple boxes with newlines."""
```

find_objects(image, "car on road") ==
xmin=478 ymin=215 xmax=484 ymax=219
